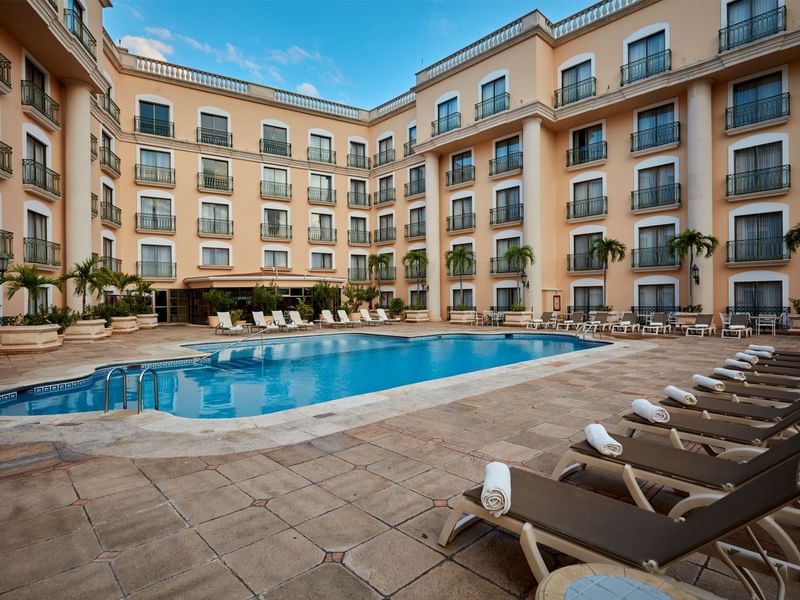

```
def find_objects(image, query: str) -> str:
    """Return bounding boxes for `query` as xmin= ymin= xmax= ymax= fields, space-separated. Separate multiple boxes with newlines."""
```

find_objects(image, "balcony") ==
xmin=22 ymin=159 xmax=61 ymax=199
xmin=260 ymin=139 xmax=291 ymax=157
xmin=376 ymin=267 xmax=396 ymax=281
xmin=620 ymin=49 xmax=671 ymax=85
xmin=348 ymin=268 xmax=369 ymax=282
xmin=726 ymin=165 xmax=791 ymax=198
xmin=100 ymin=255 xmax=122 ymax=273
xmin=24 ymin=238 xmax=60 ymax=267
xmin=475 ymin=92 xmax=509 ymax=120
xmin=489 ymin=152 xmax=522 ymax=176
xmin=136 ymin=213 xmax=176 ymax=233
xmin=90 ymin=134 xmax=97 ymax=160
xmin=405 ymin=179 xmax=425 ymax=197
xmin=554 ymin=77 xmax=596 ymax=108
xmin=631 ymin=247 xmax=680 ymax=269
xmin=135 ymin=164 xmax=175 ymax=186
xmin=0 ymin=53 xmax=10 ymax=93
xmin=99 ymin=94 xmax=120 ymax=124
xmin=447 ymin=264 xmax=475 ymax=277
xmin=197 ymin=172 xmax=233 ymax=193
xmin=567 ymin=253 xmax=603 ymax=272
xmin=137 ymin=261 xmax=176 ymax=280
xmin=347 ymin=191 xmax=370 ymax=208
xmin=566 ymin=196 xmax=607 ymax=221
xmin=719 ymin=6 xmax=786 ymax=52
xmin=630 ymin=123 xmax=680 ymax=153
xmin=566 ymin=141 xmax=607 ymax=167
xmin=446 ymin=213 xmax=476 ymax=232
xmin=446 ymin=165 xmax=475 ymax=187
xmin=405 ymin=265 xmax=426 ymax=280
xmin=490 ymin=257 xmax=521 ymax=275
xmin=432 ymin=112 xmax=461 ymax=137
xmin=347 ymin=154 xmax=369 ymax=169
xmin=0 ymin=141 xmax=11 ymax=179
xmin=91 ymin=193 xmax=98 ymax=217
xmin=308 ymin=227 xmax=337 ymax=243
xmin=405 ymin=222 xmax=426 ymax=239
xmin=374 ymin=227 xmax=396 ymax=243
xmin=1 ymin=230 xmax=13 ymax=259
xmin=726 ymin=93 xmax=790 ymax=130
xmin=307 ymin=147 xmax=336 ymax=164
xmin=198 ymin=218 xmax=233 ymax=237
xmin=347 ymin=230 xmax=370 ymax=245
xmin=374 ymin=148 xmax=395 ymax=167
xmin=135 ymin=116 xmax=174 ymax=138
xmin=197 ymin=127 xmax=232 ymax=148
xmin=490 ymin=203 xmax=523 ymax=226
xmin=631 ymin=184 xmax=681 ymax=211
xmin=100 ymin=202 xmax=122 ymax=227
xmin=308 ymin=186 xmax=336 ymax=205
xmin=64 ymin=9 xmax=96 ymax=58
xmin=404 ymin=140 xmax=416 ymax=157
xmin=260 ymin=223 xmax=292 ymax=241
xmin=99 ymin=146 xmax=121 ymax=177
xmin=726 ymin=237 xmax=790 ymax=264
xmin=373 ymin=188 xmax=395 ymax=205
xmin=21 ymin=81 xmax=60 ymax=129
xmin=261 ymin=181 xmax=292 ymax=200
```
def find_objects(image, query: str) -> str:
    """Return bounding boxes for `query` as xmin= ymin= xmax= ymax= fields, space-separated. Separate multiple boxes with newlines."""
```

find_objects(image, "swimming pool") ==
xmin=0 ymin=333 xmax=601 ymax=419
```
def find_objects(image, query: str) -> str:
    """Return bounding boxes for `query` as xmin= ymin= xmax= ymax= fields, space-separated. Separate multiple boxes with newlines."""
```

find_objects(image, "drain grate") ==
xmin=314 ymin=412 xmax=337 ymax=419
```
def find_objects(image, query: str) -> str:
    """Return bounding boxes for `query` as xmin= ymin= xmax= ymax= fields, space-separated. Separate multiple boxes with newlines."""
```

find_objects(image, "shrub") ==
xmin=251 ymin=284 xmax=282 ymax=312
xmin=294 ymin=299 xmax=314 ymax=320
xmin=202 ymin=289 xmax=234 ymax=313
xmin=388 ymin=297 xmax=406 ymax=316
xmin=20 ymin=306 xmax=78 ymax=334
xmin=510 ymin=303 xmax=526 ymax=312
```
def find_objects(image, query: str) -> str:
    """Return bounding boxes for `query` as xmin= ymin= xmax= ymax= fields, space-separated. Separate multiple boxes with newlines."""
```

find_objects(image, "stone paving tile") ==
xmin=84 ymin=485 xmax=166 ymax=524
xmin=354 ymin=484 xmax=432 ymax=526
xmin=128 ymin=559 xmax=252 ymax=600
xmin=265 ymin=442 xmax=326 ymax=466
xmin=94 ymin=503 xmax=186 ymax=551
xmin=235 ymin=467 xmax=310 ymax=500
xmin=0 ymin=506 xmax=89 ymax=554
xmin=0 ymin=562 xmax=121 ymax=600
xmin=477 ymin=440 xmax=540 ymax=463
xmin=398 ymin=507 xmax=491 ymax=556
xmin=0 ymin=478 xmax=78 ymax=523
xmin=196 ymin=507 xmax=288 ymax=555
xmin=367 ymin=454 xmax=431 ymax=482
xmin=171 ymin=484 xmax=252 ymax=524
xmin=309 ymin=432 xmax=363 ymax=453
xmin=440 ymin=455 xmax=489 ymax=483
xmin=266 ymin=484 xmax=346 ymax=526
xmin=156 ymin=469 xmax=231 ymax=500
xmin=392 ymin=561 xmax=515 ymax=600
xmin=68 ymin=459 xmax=151 ymax=499
xmin=453 ymin=529 xmax=535 ymax=596
xmin=333 ymin=443 xmax=396 ymax=466
xmin=260 ymin=563 xmax=380 ymax=600
xmin=399 ymin=442 xmax=465 ymax=467
xmin=215 ymin=454 xmax=282 ymax=482
xmin=347 ymin=423 xmax=393 ymax=442
xmin=318 ymin=469 xmax=391 ymax=502
xmin=370 ymin=432 xmax=427 ymax=454
xmin=289 ymin=455 xmax=353 ymax=482
xmin=135 ymin=457 xmax=207 ymax=482
xmin=400 ymin=468 xmax=473 ymax=500
xmin=296 ymin=504 xmax=387 ymax=552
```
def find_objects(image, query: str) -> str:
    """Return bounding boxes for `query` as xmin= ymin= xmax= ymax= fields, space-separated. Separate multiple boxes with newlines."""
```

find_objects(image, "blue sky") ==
xmin=105 ymin=0 xmax=593 ymax=108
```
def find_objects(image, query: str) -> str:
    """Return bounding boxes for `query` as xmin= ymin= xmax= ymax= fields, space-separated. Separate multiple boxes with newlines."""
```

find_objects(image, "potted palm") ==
xmin=130 ymin=280 xmax=158 ymax=329
xmin=0 ymin=264 xmax=64 ymax=352
xmin=62 ymin=256 xmax=112 ymax=341
xmin=100 ymin=271 xmax=141 ymax=334
xmin=202 ymin=289 xmax=234 ymax=328
xmin=588 ymin=237 xmax=626 ymax=325
xmin=368 ymin=253 xmax=391 ymax=310
xmin=503 ymin=245 xmax=535 ymax=326
xmin=445 ymin=246 xmax=475 ymax=324
xmin=669 ymin=229 xmax=719 ymax=328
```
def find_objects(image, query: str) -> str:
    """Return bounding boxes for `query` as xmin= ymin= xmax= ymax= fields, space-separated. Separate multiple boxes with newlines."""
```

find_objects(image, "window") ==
xmin=26 ymin=134 xmax=46 ymax=165
xmin=202 ymin=247 xmax=230 ymax=266
xmin=636 ymin=224 xmax=677 ymax=267
xmin=496 ymin=287 xmax=519 ymax=310
xmin=731 ymin=141 xmax=785 ymax=195
xmin=101 ymin=131 xmax=112 ymax=150
xmin=376 ymin=175 xmax=394 ymax=203
xmin=449 ymin=151 xmax=474 ymax=185
xmin=102 ymin=183 xmax=113 ymax=205
xmin=262 ymin=125 xmax=289 ymax=156
xmin=453 ymin=288 xmax=473 ymax=308
xmin=350 ymin=216 xmax=367 ymax=232
xmin=624 ymin=31 xmax=668 ymax=84
xmin=201 ymin=158 xmax=228 ymax=177
xmin=559 ymin=60 xmax=593 ymax=105
xmin=350 ymin=254 xmax=367 ymax=280
xmin=572 ymin=232 xmax=603 ymax=270
xmin=349 ymin=179 xmax=368 ymax=206
xmin=407 ymin=165 xmax=425 ymax=196
xmin=310 ymin=212 xmax=334 ymax=242
xmin=379 ymin=291 xmax=393 ymax=308
xmin=449 ymin=242 xmax=474 ymax=276
xmin=408 ymin=125 xmax=416 ymax=144
xmin=141 ymin=196 xmax=169 ymax=215
xmin=733 ymin=279 xmax=783 ymax=313
xmin=140 ymin=149 xmax=170 ymax=168
xmin=571 ymin=178 xmax=604 ymax=219
xmin=569 ymin=125 xmax=605 ymax=165
xmin=495 ymin=236 xmax=520 ymax=273
xmin=378 ymin=213 xmax=394 ymax=231
xmin=310 ymin=173 xmax=332 ymax=190
xmin=638 ymin=284 xmax=675 ymax=311
xmin=435 ymin=97 xmax=459 ymax=135
xmin=310 ymin=173 xmax=333 ymax=203
xmin=263 ymin=208 xmax=289 ymax=238
xmin=376 ymin=136 xmax=394 ymax=165
xmin=102 ymin=237 xmax=113 ymax=259
xmin=409 ymin=165 xmax=424 ymax=182
xmin=27 ymin=210 xmax=47 ymax=242
xmin=25 ymin=58 xmax=45 ymax=90
xmin=477 ymin=76 xmax=507 ymax=119
xmin=492 ymin=137 xmax=521 ymax=174
xmin=450 ymin=196 xmax=474 ymax=230
xmin=732 ymin=211 xmax=785 ymax=261
xmin=138 ymin=149 xmax=172 ymax=184
xmin=138 ymin=101 xmax=171 ymax=136
xmin=723 ymin=0 xmax=783 ymax=51
xmin=263 ymin=167 xmax=288 ymax=185
xmin=730 ymin=72 xmax=786 ymax=128
xmin=140 ymin=244 xmax=173 ymax=277
xmin=25 ymin=210 xmax=54 ymax=270
xmin=452 ymin=151 xmax=472 ymax=171
xmin=200 ymin=112 xmax=227 ymax=132
xmin=199 ymin=112 xmax=230 ymax=146
xmin=636 ymin=163 xmax=677 ymax=209
xmin=264 ymin=249 xmax=289 ymax=268
xmin=348 ymin=141 xmax=368 ymax=168
xmin=410 ymin=289 xmax=427 ymax=308
xmin=350 ymin=141 xmax=366 ymax=158
xmin=493 ymin=187 xmax=521 ymax=223
xmin=200 ymin=202 xmax=231 ymax=235
xmin=409 ymin=207 xmax=425 ymax=227
xmin=262 ymin=167 xmax=289 ymax=198
xmin=311 ymin=251 xmax=333 ymax=270
xmin=309 ymin=134 xmax=333 ymax=162
xmin=574 ymin=286 xmax=603 ymax=311
xmin=634 ymin=104 xmax=677 ymax=150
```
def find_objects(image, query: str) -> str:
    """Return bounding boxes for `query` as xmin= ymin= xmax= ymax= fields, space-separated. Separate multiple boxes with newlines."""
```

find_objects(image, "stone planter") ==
xmin=110 ymin=315 xmax=140 ymax=334
xmin=405 ymin=309 xmax=429 ymax=323
xmin=789 ymin=315 xmax=800 ymax=331
xmin=449 ymin=310 xmax=477 ymax=325
xmin=503 ymin=311 xmax=533 ymax=326
xmin=0 ymin=324 xmax=63 ymax=353
xmin=136 ymin=314 xmax=158 ymax=329
xmin=208 ymin=315 xmax=220 ymax=328
xmin=64 ymin=319 xmax=112 ymax=342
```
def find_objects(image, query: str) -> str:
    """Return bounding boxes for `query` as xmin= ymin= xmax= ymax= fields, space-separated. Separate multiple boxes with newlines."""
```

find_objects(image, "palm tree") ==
xmin=444 ymin=246 xmax=475 ymax=308
xmin=503 ymin=244 xmax=535 ymax=307
xmin=402 ymin=249 xmax=428 ymax=302
xmin=1 ymin=264 xmax=61 ymax=314
xmin=668 ymin=229 xmax=719 ymax=307
xmin=367 ymin=253 xmax=391 ymax=308
xmin=786 ymin=222 xmax=800 ymax=254
xmin=588 ymin=238 xmax=627 ymax=309
xmin=97 ymin=270 xmax=141 ymax=305
xmin=61 ymin=255 xmax=103 ymax=314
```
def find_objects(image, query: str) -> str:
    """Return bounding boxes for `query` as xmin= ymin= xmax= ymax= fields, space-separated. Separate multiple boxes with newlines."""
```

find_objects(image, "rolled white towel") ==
xmin=736 ymin=352 xmax=759 ymax=365
xmin=619 ymin=321 xmax=631 ymax=326
xmin=584 ymin=424 xmax=623 ymax=457
xmin=725 ymin=358 xmax=752 ymax=370
xmin=749 ymin=344 xmax=776 ymax=353
xmin=745 ymin=349 xmax=773 ymax=359
xmin=693 ymin=374 xmax=726 ymax=392
xmin=714 ymin=367 xmax=747 ymax=382
xmin=664 ymin=385 xmax=697 ymax=406
xmin=632 ymin=398 xmax=670 ymax=423
xmin=481 ymin=462 xmax=511 ymax=518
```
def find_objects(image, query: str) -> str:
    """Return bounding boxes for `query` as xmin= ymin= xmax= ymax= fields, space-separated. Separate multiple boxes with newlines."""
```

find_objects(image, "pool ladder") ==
xmin=103 ymin=367 xmax=159 ymax=413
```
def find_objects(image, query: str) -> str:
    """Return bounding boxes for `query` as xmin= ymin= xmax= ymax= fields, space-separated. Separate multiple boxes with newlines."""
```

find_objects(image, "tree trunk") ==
xmin=603 ymin=263 xmax=608 ymax=308
xmin=688 ymin=252 xmax=694 ymax=307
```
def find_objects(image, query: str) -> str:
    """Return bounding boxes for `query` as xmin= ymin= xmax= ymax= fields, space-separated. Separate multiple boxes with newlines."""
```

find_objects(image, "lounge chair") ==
xmin=360 ymin=308 xmax=381 ymax=326
xmin=642 ymin=312 xmax=669 ymax=335
xmin=588 ymin=312 xmax=612 ymax=331
xmin=557 ymin=312 xmax=583 ymax=330
xmin=440 ymin=454 xmax=800 ymax=594
xmin=685 ymin=314 xmax=716 ymax=337
xmin=272 ymin=310 xmax=298 ymax=331
xmin=320 ymin=310 xmax=342 ymax=328
xmin=709 ymin=366 xmax=800 ymax=389
xmin=526 ymin=311 xmax=552 ymax=330
xmin=376 ymin=308 xmax=401 ymax=324
xmin=693 ymin=377 xmax=800 ymax=403
xmin=215 ymin=311 xmax=244 ymax=335
xmin=337 ymin=309 xmax=362 ymax=327
xmin=288 ymin=311 xmax=312 ymax=330
xmin=661 ymin=390 xmax=800 ymax=424
xmin=610 ymin=312 xmax=640 ymax=334
xmin=252 ymin=311 xmax=279 ymax=333
xmin=722 ymin=314 xmax=752 ymax=338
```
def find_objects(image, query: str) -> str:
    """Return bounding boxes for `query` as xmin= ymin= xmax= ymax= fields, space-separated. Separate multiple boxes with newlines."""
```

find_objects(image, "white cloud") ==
xmin=266 ymin=45 xmax=322 ymax=65
xmin=144 ymin=26 xmax=172 ymax=40
xmin=181 ymin=35 xmax=213 ymax=54
xmin=119 ymin=36 xmax=173 ymax=61
xmin=295 ymin=82 xmax=320 ymax=97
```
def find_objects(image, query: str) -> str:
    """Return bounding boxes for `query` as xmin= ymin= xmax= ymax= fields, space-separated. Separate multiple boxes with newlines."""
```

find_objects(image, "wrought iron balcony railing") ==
xmin=620 ymin=49 xmax=671 ymax=85
xmin=631 ymin=183 xmax=681 ymax=210
xmin=490 ymin=257 xmax=521 ymax=274
xmin=630 ymin=122 xmax=680 ymax=152
xmin=261 ymin=181 xmax=292 ymax=199
xmin=566 ymin=141 xmax=607 ymax=167
xmin=727 ymin=165 xmax=791 ymax=196
xmin=135 ymin=164 xmax=175 ymax=185
xmin=260 ymin=138 xmax=291 ymax=157
xmin=631 ymin=247 xmax=681 ymax=268
xmin=374 ymin=227 xmax=396 ymax=243
xmin=135 ymin=116 xmax=174 ymax=137
xmin=0 ymin=229 xmax=13 ymax=259
xmin=347 ymin=230 xmax=370 ymax=244
xmin=90 ymin=134 xmax=97 ymax=160
xmin=405 ymin=265 xmax=426 ymax=280
xmin=64 ymin=9 xmax=96 ymax=58
xmin=447 ymin=264 xmax=476 ymax=277
xmin=0 ymin=53 xmax=10 ymax=90
xmin=475 ymin=92 xmax=509 ymax=120
xmin=405 ymin=179 xmax=425 ymax=197
xmin=404 ymin=140 xmax=416 ymax=157
xmin=91 ymin=193 xmax=98 ymax=217
xmin=726 ymin=93 xmax=790 ymax=130
xmin=373 ymin=148 xmax=395 ymax=167
xmin=348 ymin=268 xmax=369 ymax=282
xmin=347 ymin=153 xmax=369 ymax=169
xmin=0 ymin=141 xmax=11 ymax=177
xmin=376 ymin=267 xmax=396 ymax=280
xmin=490 ymin=203 xmax=523 ymax=225
xmin=100 ymin=202 xmax=122 ymax=226
xmin=567 ymin=196 xmax=607 ymax=220
xmin=446 ymin=165 xmax=475 ymax=186
xmin=197 ymin=172 xmax=233 ymax=192
xmin=373 ymin=188 xmax=396 ymax=205
xmin=23 ymin=238 xmax=60 ymax=266
xmin=99 ymin=94 xmax=120 ymax=123
xmin=308 ymin=227 xmax=337 ymax=242
xmin=136 ymin=213 xmax=175 ymax=232
xmin=99 ymin=146 xmax=120 ymax=176
xmin=719 ymin=6 xmax=786 ymax=52
xmin=347 ymin=191 xmax=370 ymax=207
xmin=489 ymin=152 xmax=522 ymax=175
xmin=21 ymin=81 xmax=60 ymax=127
xmin=307 ymin=147 xmax=336 ymax=164
xmin=727 ymin=237 xmax=790 ymax=263
xmin=100 ymin=255 xmax=121 ymax=273
xmin=567 ymin=252 xmax=603 ymax=272
xmin=432 ymin=112 xmax=461 ymax=136
xmin=260 ymin=223 xmax=292 ymax=240
xmin=137 ymin=261 xmax=176 ymax=279
xmin=308 ymin=186 xmax=335 ymax=204
xmin=22 ymin=159 xmax=61 ymax=197
xmin=404 ymin=222 xmax=426 ymax=238
xmin=198 ymin=218 xmax=233 ymax=236
xmin=554 ymin=77 xmax=596 ymax=107
xmin=197 ymin=127 xmax=232 ymax=147
xmin=446 ymin=212 xmax=476 ymax=231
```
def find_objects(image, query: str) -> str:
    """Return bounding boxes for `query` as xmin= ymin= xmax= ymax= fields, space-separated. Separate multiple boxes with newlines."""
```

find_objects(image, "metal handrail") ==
xmin=137 ymin=368 xmax=159 ymax=413
xmin=104 ymin=367 xmax=127 ymax=412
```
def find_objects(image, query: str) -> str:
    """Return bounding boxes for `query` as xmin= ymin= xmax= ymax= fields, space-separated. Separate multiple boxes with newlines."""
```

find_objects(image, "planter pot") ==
xmin=449 ymin=310 xmax=477 ymax=324
xmin=136 ymin=314 xmax=158 ymax=330
xmin=0 ymin=324 xmax=63 ymax=353
xmin=110 ymin=315 xmax=140 ymax=334
xmin=64 ymin=319 xmax=112 ymax=341
xmin=503 ymin=311 xmax=533 ymax=326
xmin=208 ymin=315 xmax=220 ymax=328
xmin=673 ymin=312 xmax=699 ymax=328
xmin=349 ymin=312 xmax=362 ymax=323
xmin=405 ymin=309 xmax=429 ymax=323
xmin=789 ymin=315 xmax=800 ymax=330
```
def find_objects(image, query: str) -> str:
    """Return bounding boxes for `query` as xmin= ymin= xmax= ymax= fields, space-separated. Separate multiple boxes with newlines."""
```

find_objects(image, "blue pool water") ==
xmin=0 ymin=333 xmax=600 ymax=419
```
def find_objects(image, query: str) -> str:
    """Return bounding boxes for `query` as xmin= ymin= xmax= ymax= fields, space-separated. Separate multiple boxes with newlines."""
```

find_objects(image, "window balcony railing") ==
xmin=135 ymin=116 xmax=174 ymax=137
xmin=1 ymin=229 xmax=14 ymax=259
xmin=719 ymin=6 xmax=786 ymax=52
xmin=727 ymin=165 xmax=791 ymax=196
xmin=490 ymin=203 xmax=523 ymax=225
xmin=347 ymin=191 xmax=370 ymax=207
xmin=64 ymin=9 xmax=96 ymax=58
xmin=348 ymin=268 xmax=369 ymax=282
xmin=374 ymin=148 xmax=395 ymax=167
xmin=630 ymin=122 xmax=680 ymax=152
xmin=405 ymin=265 xmax=426 ymax=280
xmin=347 ymin=229 xmax=371 ymax=245
xmin=727 ymin=237 xmax=790 ymax=263
xmin=100 ymin=202 xmax=122 ymax=227
xmin=567 ymin=252 xmax=603 ymax=272
xmin=135 ymin=164 xmax=175 ymax=186
xmin=631 ymin=247 xmax=680 ymax=269
xmin=726 ymin=93 xmax=790 ymax=130
xmin=136 ymin=213 xmax=175 ymax=232
xmin=620 ymin=49 xmax=671 ymax=85
xmin=197 ymin=172 xmax=233 ymax=192
xmin=0 ymin=141 xmax=12 ymax=177
xmin=376 ymin=267 xmax=396 ymax=281
xmin=261 ymin=181 xmax=292 ymax=199
xmin=99 ymin=94 xmax=120 ymax=124
xmin=308 ymin=227 xmax=337 ymax=242
xmin=308 ymin=186 xmax=335 ymax=204
xmin=404 ymin=140 xmax=416 ymax=157
xmin=22 ymin=159 xmax=61 ymax=197
xmin=90 ymin=134 xmax=97 ymax=160
xmin=567 ymin=196 xmax=607 ymax=220
xmin=373 ymin=188 xmax=395 ymax=205
xmin=490 ymin=257 xmax=521 ymax=274
xmin=405 ymin=179 xmax=425 ymax=197
xmin=21 ymin=81 xmax=60 ymax=127
xmin=446 ymin=212 xmax=476 ymax=231
xmin=24 ymin=238 xmax=60 ymax=267
xmin=99 ymin=146 xmax=121 ymax=176
xmin=137 ymin=261 xmax=176 ymax=279
xmin=197 ymin=127 xmax=232 ymax=148
xmin=554 ymin=77 xmax=596 ymax=108
xmin=91 ymin=193 xmax=98 ymax=217
xmin=100 ymin=256 xmax=122 ymax=273
xmin=260 ymin=223 xmax=292 ymax=240
xmin=475 ymin=92 xmax=509 ymax=120
xmin=405 ymin=222 xmax=426 ymax=239
xmin=347 ymin=153 xmax=370 ymax=169
xmin=566 ymin=141 xmax=607 ymax=167
xmin=374 ymin=227 xmax=396 ymax=243
xmin=432 ymin=112 xmax=461 ymax=136
xmin=260 ymin=138 xmax=291 ymax=157
xmin=631 ymin=183 xmax=681 ymax=211
xmin=489 ymin=152 xmax=522 ymax=175
xmin=198 ymin=218 xmax=233 ymax=236
xmin=0 ymin=53 xmax=10 ymax=90
xmin=307 ymin=147 xmax=336 ymax=164
xmin=446 ymin=165 xmax=475 ymax=186
xmin=447 ymin=264 xmax=476 ymax=277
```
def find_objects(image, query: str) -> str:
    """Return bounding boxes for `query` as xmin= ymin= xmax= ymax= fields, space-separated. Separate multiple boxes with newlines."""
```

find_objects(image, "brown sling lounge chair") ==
xmin=660 ymin=392 xmax=800 ymax=424
xmin=709 ymin=369 xmax=800 ymax=389
xmin=693 ymin=380 xmax=800 ymax=403
xmin=440 ymin=456 xmax=800 ymax=597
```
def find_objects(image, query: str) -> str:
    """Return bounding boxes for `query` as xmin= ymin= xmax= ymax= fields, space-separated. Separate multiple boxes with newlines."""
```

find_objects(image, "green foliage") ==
xmin=1 ymin=264 xmax=61 ymax=314
xmin=589 ymin=238 xmax=627 ymax=307
xmin=410 ymin=302 xmax=424 ymax=310
xmin=61 ymin=255 xmax=103 ymax=314
xmin=342 ymin=285 xmax=364 ymax=312
xmin=359 ymin=286 xmax=379 ymax=308
xmin=88 ymin=303 xmax=116 ymax=326
xmin=97 ymin=270 xmax=141 ymax=299
xmin=311 ymin=281 xmax=339 ymax=315
xmin=251 ymin=283 xmax=282 ymax=312
xmin=791 ymin=298 xmax=800 ymax=314
xmin=19 ymin=306 xmax=78 ymax=334
xmin=668 ymin=229 xmax=719 ymax=306
xmin=388 ymin=297 xmax=406 ymax=316
xmin=510 ymin=303 xmax=526 ymax=312
xmin=785 ymin=223 xmax=800 ymax=254
xmin=230 ymin=309 xmax=243 ymax=323
xmin=202 ymin=289 xmax=234 ymax=313
xmin=680 ymin=304 xmax=704 ymax=313
xmin=445 ymin=246 xmax=476 ymax=303
xmin=294 ymin=299 xmax=314 ymax=320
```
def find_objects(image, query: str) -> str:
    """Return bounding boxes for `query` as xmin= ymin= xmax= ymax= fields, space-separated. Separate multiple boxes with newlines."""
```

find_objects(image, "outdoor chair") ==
xmin=527 ymin=311 xmax=552 ymax=330
xmin=252 ymin=311 xmax=279 ymax=333
xmin=272 ymin=310 xmax=298 ymax=331
xmin=376 ymin=308 xmax=402 ymax=324
xmin=685 ymin=314 xmax=716 ymax=337
xmin=360 ymin=308 xmax=381 ymax=326
xmin=320 ymin=310 xmax=342 ymax=328
xmin=557 ymin=312 xmax=583 ymax=330
xmin=610 ymin=312 xmax=640 ymax=334
xmin=337 ymin=309 xmax=362 ymax=327
xmin=642 ymin=312 xmax=669 ymax=335
xmin=215 ymin=311 xmax=244 ymax=335
xmin=288 ymin=311 xmax=311 ymax=330
xmin=722 ymin=314 xmax=753 ymax=339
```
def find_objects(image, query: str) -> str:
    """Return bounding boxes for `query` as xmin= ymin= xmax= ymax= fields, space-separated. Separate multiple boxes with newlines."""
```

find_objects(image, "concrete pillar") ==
xmin=424 ymin=152 xmax=442 ymax=321
xmin=686 ymin=80 xmax=715 ymax=311
xmin=522 ymin=118 xmax=543 ymax=312
xmin=63 ymin=80 xmax=93 ymax=311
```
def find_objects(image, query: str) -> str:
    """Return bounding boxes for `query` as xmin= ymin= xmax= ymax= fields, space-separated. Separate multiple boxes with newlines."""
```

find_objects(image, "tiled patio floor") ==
xmin=0 ymin=325 xmax=798 ymax=599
